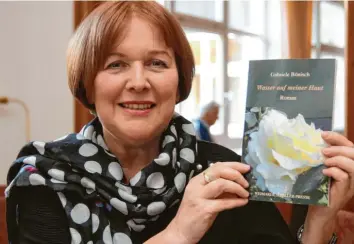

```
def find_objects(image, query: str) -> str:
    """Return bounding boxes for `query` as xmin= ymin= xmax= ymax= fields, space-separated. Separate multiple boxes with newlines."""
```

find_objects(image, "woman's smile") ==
xmin=118 ymin=101 xmax=156 ymax=116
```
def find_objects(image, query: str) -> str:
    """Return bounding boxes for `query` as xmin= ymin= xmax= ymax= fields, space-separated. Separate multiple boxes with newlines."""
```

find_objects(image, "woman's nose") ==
xmin=125 ymin=63 xmax=150 ymax=92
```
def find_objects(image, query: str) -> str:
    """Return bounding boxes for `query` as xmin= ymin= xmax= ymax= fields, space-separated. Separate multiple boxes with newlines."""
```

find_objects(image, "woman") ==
xmin=5 ymin=2 xmax=354 ymax=244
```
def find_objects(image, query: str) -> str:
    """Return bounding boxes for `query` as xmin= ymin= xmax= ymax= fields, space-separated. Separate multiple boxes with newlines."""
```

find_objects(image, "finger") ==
xmin=323 ymin=167 xmax=350 ymax=183
xmin=197 ymin=162 xmax=250 ymax=186
xmin=204 ymin=166 xmax=249 ymax=188
xmin=322 ymin=131 xmax=354 ymax=147
xmin=324 ymin=156 xmax=354 ymax=174
xmin=208 ymin=198 xmax=248 ymax=212
xmin=323 ymin=146 xmax=354 ymax=159
xmin=219 ymin=162 xmax=251 ymax=174
xmin=202 ymin=178 xmax=249 ymax=199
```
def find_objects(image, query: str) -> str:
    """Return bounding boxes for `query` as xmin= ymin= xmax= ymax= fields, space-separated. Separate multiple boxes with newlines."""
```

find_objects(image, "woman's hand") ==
xmin=302 ymin=131 xmax=354 ymax=243
xmin=164 ymin=162 xmax=251 ymax=244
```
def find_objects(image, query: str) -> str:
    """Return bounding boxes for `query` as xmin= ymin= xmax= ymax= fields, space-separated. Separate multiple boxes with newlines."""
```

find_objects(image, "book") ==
xmin=241 ymin=59 xmax=336 ymax=206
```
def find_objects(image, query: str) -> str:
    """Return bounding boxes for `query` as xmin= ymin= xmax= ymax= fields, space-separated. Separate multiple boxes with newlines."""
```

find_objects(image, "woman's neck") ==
xmin=102 ymin=129 xmax=160 ymax=182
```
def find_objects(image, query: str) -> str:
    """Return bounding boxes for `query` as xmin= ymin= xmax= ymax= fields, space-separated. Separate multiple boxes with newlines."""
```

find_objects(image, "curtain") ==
xmin=73 ymin=1 xmax=102 ymax=132
xmin=336 ymin=1 xmax=354 ymax=243
xmin=285 ymin=1 xmax=313 ymax=58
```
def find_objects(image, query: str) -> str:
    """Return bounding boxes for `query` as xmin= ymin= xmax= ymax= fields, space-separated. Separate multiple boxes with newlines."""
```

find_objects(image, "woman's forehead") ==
xmin=110 ymin=17 xmax=172 ymax=55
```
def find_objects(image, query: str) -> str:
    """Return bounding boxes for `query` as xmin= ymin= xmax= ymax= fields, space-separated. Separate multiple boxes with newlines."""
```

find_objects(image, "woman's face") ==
xmin=93 ymin=17 xmax=179 ymax=146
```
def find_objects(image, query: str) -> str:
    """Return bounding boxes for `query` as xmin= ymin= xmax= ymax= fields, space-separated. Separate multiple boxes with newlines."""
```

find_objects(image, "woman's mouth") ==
xmin=119 ymin=103 xmax=156 ymax=110
xmin=118 ymin=102 xmax=156 ymax=116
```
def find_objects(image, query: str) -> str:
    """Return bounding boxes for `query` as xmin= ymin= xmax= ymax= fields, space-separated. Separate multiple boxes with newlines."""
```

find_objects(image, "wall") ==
xmin=0 ymin=2 xmax=74 ymax=184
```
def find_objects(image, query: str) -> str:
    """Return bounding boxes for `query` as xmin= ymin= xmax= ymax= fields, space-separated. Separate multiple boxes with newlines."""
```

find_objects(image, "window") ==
xmin=160 ymin=1 xmax=283 ymax=151
xmin=319 ymin=2 xmax=345 ymax=48
xmin=228 ymin=1 xmax=265 ymax=35
xmin=312 ymin=1 xmax=345 ymax=131
xmin=227 ymin=34 xmax=265 ymax=139
xmin=175 ymin=0 xmax=223 ymax=22
xmin=176 ymin=30 xmax=224 ymax=135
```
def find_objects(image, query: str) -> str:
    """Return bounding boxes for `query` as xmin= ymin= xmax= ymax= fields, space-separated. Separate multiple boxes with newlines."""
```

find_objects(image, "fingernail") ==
xmin=322 ymin=131 xmax=329 ymax=138
xmin=322 ymin=148 xmax=330 ymax=154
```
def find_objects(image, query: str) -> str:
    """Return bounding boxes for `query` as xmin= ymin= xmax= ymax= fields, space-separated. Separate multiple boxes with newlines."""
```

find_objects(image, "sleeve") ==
xmin=7 ymin=186 xmax=71 ymax=244
xmin=199 ymin=200 xmax=298 ymax=244
xmin=198 ymin=124 xmax=211 ymax=142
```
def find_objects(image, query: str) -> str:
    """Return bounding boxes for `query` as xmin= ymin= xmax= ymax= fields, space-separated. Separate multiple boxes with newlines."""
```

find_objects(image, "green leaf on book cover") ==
xmin=292 ymin=164 xmax=326 ymax=195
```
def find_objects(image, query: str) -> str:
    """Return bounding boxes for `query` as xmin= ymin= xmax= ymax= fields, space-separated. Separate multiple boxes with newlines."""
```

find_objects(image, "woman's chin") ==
xmin=123 ymin=132 xmax=160 ymax=146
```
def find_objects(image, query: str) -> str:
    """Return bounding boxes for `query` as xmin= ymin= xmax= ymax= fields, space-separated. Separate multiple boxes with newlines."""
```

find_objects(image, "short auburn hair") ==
xmin=67 ymin=1 xmax=195 ymax=110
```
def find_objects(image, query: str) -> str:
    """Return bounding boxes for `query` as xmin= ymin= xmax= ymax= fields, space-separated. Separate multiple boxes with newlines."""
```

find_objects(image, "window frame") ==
xmin=312 ymin=1 xmax=345 ymax=132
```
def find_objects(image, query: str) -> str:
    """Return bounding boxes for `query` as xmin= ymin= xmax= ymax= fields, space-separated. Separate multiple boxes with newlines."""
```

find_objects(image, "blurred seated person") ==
xmin=194 ymin=101 xmax=219 ymax=142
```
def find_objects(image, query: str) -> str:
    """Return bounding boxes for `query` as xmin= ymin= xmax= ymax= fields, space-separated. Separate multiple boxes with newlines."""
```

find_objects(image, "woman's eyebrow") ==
xmin=107 ymin=50 xmax=172 ymax=59
xmin=107 ymin=52 xmax=127 ymax=58
xmin=147 ymin=49 xmax=172 ymax=59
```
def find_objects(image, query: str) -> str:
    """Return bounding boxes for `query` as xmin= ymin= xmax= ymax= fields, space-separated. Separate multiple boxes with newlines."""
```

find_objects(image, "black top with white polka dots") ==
xmin=9 ymin=141 xmax=297 ymax=244
xmin=6 ymin=115 xmax=298 ymax=244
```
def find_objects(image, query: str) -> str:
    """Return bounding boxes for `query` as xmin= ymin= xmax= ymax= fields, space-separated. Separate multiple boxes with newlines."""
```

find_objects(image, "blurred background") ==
xmin=1 ymin=0 xmax=354 ymax=242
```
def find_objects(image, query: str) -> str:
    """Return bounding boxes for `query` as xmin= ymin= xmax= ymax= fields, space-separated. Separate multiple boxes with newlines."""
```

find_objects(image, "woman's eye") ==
xmin=107 ymin=61 xmax=126 ymax=69
xmin=150 ymin=60 xmax=167 ymax=68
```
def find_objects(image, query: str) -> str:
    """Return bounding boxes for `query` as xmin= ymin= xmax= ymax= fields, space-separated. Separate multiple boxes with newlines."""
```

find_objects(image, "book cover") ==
xmin=241 ymin=59 xmax=336 ymax=206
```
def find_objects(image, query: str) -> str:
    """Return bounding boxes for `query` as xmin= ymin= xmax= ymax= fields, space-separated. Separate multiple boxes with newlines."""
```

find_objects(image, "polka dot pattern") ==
xmin=114 ymin=233 xmax=133 ymax=244
xmin=172 ymin=148 xmax=177 ymax=165
xmin=97 ymin=134 xmax=109 ymax=150
xmin=76 ymin=134 xmax=85 ymax=140
xmin=92 ymin=214 xmax=100 ymax=233
xmin=81 ymin=177 xmax=95 ymax=190
xmin=23 ymin=156 xmax=36 ymax=166
xmin=129 ymin=171 xmax=141 ymax=186
xmin=92 ymin=131 xmax=97 ymax=144
xmin=71 ymin=203 xmax=90 ymax=224
xmin=48 ymin=169 xmax=65 ymax=181
xmin=162 ymin=135 xmax=175 ymax=148
xmin=79 ymin=143 xmax=98 ymax=157
xmin=126 ymin=220 xmax=145 ymax=232
xmin=153 ymin=185 xmax=167 ymax=195
xmin=170 ymin=125 xmax=177 ymax=137
xmin=174 ymin=172 xmax=187 ymax=193
xmin=154 ymin=153 xmax=170 ymax=166
xmin=180 ymin=148 xmax=195 ymax=163
xmin=51 ymin=178 xmax=67 ymax=184
xmin=103 ymin=225 xmax=113 ymax=244
xmin=57 ymin=192 xmax=67 ymax=207
xmin=29 ymin=173 xmax=46 ymax=186
xmin=115 ymin=183 xmax=132 ymax=194
xmin=53 ymin=134 xmax=68 ymax=142
xmin=70 ymin=228 xmax=82 ymax=244
xmin=118 ymin=189 xmax=137 ymax=203
xmin=108 ymin=162 xmax=123 ymax=181
xmin=146 ymin=172 xmax=164 ymax=189
xmin=33 ymin=141 xmax=45 ymax=155
xmin=84 ymin=125 xmax=94 ymax=140
xmin=84 ymin=161 xmax=102 ymax=174
xmin=147 ymin=201 xmax=166 ymax=216
xmin=182 ymin=123 xmax=196 ymax=136
xmin=6 ymin=113 xmax=197 ymax=244
xmin=110 ymin=198 xmax=128 ymax=215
